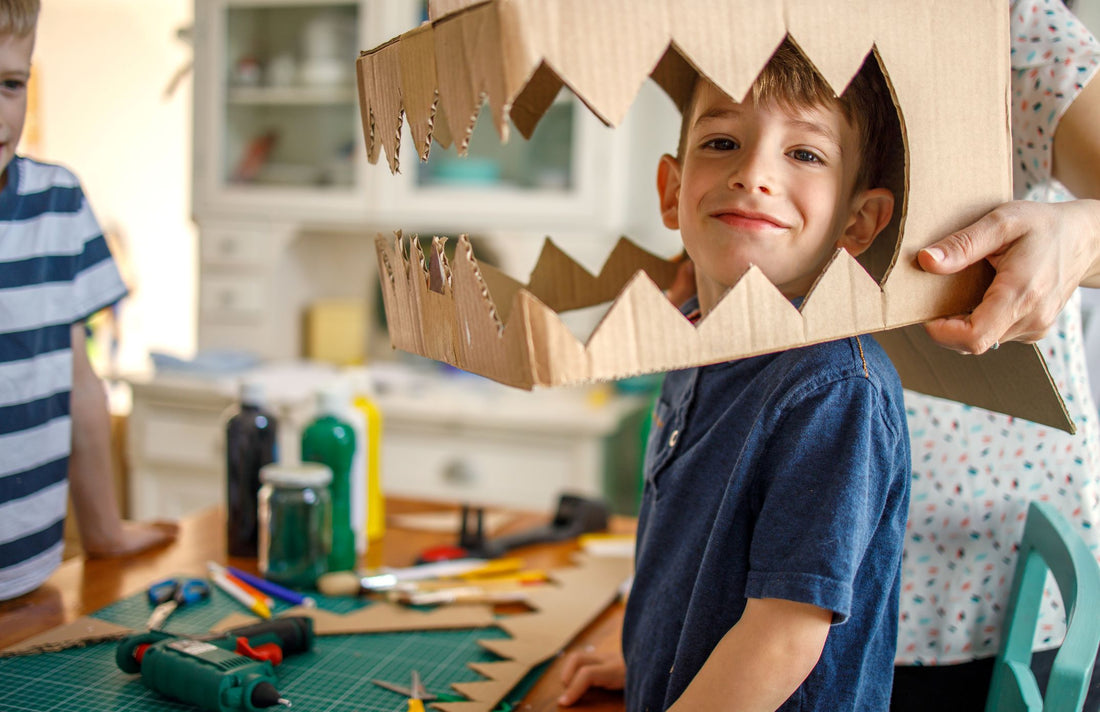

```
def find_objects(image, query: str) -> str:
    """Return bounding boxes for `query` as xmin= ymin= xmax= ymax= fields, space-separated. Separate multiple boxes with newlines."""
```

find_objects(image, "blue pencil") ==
xmin=226 ymin=566 xmax=317 ymax=608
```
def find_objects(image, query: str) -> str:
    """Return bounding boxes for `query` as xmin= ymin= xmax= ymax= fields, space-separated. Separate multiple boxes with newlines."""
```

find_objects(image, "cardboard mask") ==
xmin=357 ymin=0 xmax=1072 ymax=433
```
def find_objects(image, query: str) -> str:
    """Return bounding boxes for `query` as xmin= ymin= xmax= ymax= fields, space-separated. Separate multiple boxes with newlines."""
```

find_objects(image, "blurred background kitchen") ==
xmin=29 ymin=1 xmax=1100 ymax=531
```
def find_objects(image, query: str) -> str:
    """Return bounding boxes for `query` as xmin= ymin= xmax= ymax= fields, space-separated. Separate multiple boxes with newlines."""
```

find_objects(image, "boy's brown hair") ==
xmin=678 ymin=37 xmax=899 ymax=193
xmin=0 ymin=0 xmax=39 ymax=37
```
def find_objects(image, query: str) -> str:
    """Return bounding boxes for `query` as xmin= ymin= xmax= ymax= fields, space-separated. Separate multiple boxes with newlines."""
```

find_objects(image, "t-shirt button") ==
xmin=668 ymin=429 xmax=679 ymax=448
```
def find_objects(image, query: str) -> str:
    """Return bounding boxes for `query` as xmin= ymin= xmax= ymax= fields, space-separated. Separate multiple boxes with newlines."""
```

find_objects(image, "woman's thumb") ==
xmin=918 ymin=216 xmax=1003 ymax=275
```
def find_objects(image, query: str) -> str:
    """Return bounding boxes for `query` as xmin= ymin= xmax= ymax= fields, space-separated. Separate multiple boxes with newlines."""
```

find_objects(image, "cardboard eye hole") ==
xmin=847 ymin=46 xmax=907 ymax=289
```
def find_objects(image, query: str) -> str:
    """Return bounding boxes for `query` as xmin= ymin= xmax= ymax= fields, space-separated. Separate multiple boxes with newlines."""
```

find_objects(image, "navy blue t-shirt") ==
xmin=623 ymin=330 xmax=910 ymax=711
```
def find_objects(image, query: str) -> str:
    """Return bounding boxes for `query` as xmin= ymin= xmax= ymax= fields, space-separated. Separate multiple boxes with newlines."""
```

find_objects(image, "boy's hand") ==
xmin=558 ymin=645 xmax=626 ymax=707
xmin=83 ymin=519 xmax=179 ymax=558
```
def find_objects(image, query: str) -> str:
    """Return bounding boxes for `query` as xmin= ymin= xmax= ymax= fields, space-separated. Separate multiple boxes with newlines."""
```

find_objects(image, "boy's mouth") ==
xmin=711 ymin=208 xmax=788 ymax=231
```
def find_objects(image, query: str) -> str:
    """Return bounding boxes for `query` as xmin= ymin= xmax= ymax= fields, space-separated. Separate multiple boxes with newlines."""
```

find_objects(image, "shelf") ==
xmin=227 ymin=85 xmax=357 ymax=105
xmin=222 ymin=0 xmax=357 ymax=7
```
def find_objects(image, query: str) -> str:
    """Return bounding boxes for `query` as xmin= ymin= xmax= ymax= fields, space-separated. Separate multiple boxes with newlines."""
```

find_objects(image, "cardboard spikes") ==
xmin=358 ymin=0 xmax=1073 ymax=433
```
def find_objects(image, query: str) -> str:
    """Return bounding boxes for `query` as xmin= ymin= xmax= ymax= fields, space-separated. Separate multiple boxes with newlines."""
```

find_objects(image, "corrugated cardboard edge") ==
xmin=437 ymin=554 xmax=634 ymax=712
xmin=376 ymin=233 xmax=1073 ymax=433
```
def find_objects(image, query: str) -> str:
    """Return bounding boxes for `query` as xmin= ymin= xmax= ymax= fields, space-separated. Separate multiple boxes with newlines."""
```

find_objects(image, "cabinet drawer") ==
xmin=129 ymin=464 xmax=223 ymax=520
xmin=137 ymin=411 xmax=225 ymax=471
xmin=381 ymin=430 xmax=599 ymax=509
xmin=200 ymin=274 xmax=266 ymax=317
xmin=201 ymin=226 xmax=269 ymax=266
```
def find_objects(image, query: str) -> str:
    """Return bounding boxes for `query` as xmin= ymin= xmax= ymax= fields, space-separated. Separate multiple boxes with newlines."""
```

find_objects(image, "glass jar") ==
xmin=258 ymin=462 xmax=332 ymax=589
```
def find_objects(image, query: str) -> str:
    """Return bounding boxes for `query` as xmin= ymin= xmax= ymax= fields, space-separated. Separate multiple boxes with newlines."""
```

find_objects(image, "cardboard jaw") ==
xmin=360 ymin=0 xmax=1073 ymax=433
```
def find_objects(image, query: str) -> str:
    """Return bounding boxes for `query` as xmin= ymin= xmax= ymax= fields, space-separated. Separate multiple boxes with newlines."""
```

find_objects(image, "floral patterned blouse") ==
xmin=896 ymin=0 xmax=1100 ymax=665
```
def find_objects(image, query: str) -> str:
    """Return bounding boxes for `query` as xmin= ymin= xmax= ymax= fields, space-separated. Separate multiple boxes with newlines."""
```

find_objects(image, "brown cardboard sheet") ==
xmin=357 ymin=0 xmax=1073 ymax=432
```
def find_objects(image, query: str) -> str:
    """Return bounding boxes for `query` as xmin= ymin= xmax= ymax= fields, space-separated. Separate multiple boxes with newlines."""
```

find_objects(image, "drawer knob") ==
xmin=442 ymin=460 xmax=476 ymax=486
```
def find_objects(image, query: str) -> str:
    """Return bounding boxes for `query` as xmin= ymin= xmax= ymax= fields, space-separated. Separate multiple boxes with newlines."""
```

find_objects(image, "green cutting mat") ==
xmin=0 ymin=582 xmax=538 ymax=712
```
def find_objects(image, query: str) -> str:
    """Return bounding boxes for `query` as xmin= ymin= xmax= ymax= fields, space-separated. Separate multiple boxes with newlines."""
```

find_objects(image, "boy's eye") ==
xmin=702 ymin=137 xmax=739 ymax=151
xmin=789 ymin=148 xmax=824 ymax=164
xmin=1 ymin=79 xmax=26 ymax=92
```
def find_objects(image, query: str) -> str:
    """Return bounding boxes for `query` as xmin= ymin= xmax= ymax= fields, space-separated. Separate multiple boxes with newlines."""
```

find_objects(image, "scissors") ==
xmin=371 ymin=670 xmax=464 ymax=710
xmin=146 ymin=577 xmax=211 ymax=630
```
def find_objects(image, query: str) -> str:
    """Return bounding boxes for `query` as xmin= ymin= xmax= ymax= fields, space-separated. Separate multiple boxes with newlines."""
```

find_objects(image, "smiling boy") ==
xmin=559 ymin=40 xmax=910 ymax=711
xmin=0 ymin=0 xmax=176 ymax=601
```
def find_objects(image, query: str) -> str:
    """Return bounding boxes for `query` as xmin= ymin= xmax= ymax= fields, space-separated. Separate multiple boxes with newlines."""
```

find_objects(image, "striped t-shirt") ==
xmin=0 ymin=156 xmax=127 ymax=600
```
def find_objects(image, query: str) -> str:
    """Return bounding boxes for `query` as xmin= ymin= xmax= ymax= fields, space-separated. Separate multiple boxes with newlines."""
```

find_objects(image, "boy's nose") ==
xmin=728 ymin=151 xmax=775 ymax=195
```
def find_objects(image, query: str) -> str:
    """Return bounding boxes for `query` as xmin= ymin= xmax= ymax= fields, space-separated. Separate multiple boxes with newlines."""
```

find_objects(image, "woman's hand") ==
xmin=917 ymin=198 xmax=1100 ymax=354
xmin=558 ymin=646 xmax=626 ymax=707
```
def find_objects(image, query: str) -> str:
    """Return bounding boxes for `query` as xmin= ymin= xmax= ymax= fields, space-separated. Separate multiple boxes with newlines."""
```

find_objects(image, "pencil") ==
xmin=224 ymin=572 xmax=274 ymax=609
xmin=209 ymin=569 xmax=272 ymax=619
xmin=226 ymin=565 xmax=317 ymax=608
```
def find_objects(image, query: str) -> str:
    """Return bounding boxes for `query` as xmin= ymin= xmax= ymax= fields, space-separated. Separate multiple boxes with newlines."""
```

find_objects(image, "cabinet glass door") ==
xmin=415 ymin=100 xmax=576 ymax=193
xmin=222 ymin=2 xmax=359 ymax=190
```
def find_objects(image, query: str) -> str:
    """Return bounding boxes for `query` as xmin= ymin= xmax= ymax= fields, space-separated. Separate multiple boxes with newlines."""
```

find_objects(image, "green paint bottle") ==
xmin=301 ymin=387 xmax=357 ymax=572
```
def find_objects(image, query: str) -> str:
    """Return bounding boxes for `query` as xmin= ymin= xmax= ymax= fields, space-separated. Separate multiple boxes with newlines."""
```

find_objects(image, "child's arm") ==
xmin=668 ymin=597 xmax=831 ymax=712
xmin=68 ymin=323 xmax=178 ymax=557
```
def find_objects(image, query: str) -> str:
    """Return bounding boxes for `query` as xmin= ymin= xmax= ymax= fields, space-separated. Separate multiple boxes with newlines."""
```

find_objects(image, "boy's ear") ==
xmin=656 ymin=153 xmax=682 ymax=230
xmin=838 ymin=188 xmax=895 ymax=257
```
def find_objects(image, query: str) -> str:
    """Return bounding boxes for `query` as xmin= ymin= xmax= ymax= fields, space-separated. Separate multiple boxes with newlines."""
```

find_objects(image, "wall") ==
xmin=1076 ymin=1 xmax=1100 ymax=33
xmin=33 ymin=0 xmax=196 ymax=374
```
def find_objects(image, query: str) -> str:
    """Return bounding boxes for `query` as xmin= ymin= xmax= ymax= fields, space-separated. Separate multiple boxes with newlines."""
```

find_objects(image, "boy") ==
xmin=560 ymin=40 xmax=910 ymax=710
xmin=0 ymin=0 xmax=175 ymax=601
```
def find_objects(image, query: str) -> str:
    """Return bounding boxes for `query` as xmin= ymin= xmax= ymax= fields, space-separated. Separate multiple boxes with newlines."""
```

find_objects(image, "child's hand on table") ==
xmin=558 ymin=645 xmax=626 ymax=707
xmin=84 ymin=520 xmax=179 ymax=558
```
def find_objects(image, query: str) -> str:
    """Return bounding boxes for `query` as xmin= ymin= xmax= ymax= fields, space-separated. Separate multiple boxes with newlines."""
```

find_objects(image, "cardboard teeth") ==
xmin=359 ymin=0 xmax=1073 ymax=433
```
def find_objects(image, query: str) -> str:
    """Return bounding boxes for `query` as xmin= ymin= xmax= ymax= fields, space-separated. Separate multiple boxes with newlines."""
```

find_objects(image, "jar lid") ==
xmin=260 ymin=462 xmax=332 ymax=487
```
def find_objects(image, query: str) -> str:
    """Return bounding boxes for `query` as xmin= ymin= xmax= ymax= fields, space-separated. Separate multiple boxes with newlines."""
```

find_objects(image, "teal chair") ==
xmin=986 ymin=501 xmax=1100 ymax=711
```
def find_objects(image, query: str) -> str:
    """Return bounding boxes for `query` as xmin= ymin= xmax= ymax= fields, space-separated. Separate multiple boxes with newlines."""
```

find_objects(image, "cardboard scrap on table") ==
xmin=210 ymin=555 xmax=633 ymax=712
xmin=357 ymin=0 xmax=1072 ymax=433
xmin=437 ymin=554 xmax=634 ymax=712
xmin=210 ymin=599 xmax=497 ymax=636
xmin=0 ymin=617 xmax=134 ymax=657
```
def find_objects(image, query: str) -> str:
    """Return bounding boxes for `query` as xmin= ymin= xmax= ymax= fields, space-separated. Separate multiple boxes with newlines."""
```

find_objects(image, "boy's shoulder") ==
xmin=775 ymin=334 xmax=899 ymax=391
xmin=10 ymin=156 xmax=82 ymax=196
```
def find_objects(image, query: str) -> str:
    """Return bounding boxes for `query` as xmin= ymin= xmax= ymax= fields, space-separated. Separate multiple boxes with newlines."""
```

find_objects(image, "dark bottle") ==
xmin=226 ymin=380 xmax=278 ymax=557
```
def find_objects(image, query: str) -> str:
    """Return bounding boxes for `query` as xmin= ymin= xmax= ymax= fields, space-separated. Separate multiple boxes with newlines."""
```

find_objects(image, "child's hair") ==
xmin=678 ymin=37 xmax=896 ymax=192
xmin=0 ymin=0 xmax=39 ymax=37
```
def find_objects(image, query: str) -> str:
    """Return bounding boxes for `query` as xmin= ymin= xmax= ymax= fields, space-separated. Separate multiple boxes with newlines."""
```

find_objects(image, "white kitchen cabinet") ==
xmin=375 ymin=383 xmax=648 ymax=511
xmin=127 ymin=376 xmax=237 ymax=521
xmin=126 ymin=367 xmax=650 ymax=519
xmin=190 ymin=0 xmax=649 ymax=362
xmin=191 ymin=0 xmax=383 ymax=224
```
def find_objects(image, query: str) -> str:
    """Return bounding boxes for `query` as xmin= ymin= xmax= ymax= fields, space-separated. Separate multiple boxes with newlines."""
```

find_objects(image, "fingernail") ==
xmin=923 ymin=246 xmax=945 ymax=263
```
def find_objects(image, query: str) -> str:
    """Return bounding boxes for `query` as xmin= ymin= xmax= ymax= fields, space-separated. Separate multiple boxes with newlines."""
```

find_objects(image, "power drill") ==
xmin=116 ymin=616 xmax=314 ymax=712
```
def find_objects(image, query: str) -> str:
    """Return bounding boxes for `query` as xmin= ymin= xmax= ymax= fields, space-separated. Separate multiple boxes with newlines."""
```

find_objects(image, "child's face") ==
xmin=0 ymin=30 xmax=32 ymax=190
xmin=660 ymin=80 xmax=890 ymax=303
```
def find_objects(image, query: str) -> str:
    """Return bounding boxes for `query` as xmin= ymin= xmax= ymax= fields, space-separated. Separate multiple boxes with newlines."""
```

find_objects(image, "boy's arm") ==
xmin=668 ymin=597 xmax=831 ymax=712
xmin=68 ymin=323 xmax=178 ymax=556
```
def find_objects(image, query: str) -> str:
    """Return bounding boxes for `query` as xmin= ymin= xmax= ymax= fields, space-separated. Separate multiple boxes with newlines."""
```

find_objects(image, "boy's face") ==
xmin=659 ymin=80 xmax=891 ymax=304
xmin=0 ymin=30 xmax=32 ymax=190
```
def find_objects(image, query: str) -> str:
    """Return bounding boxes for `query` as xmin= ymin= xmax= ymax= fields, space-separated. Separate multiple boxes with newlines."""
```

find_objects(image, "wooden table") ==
xmin=0 ymin=498 xmax=630 ymax=711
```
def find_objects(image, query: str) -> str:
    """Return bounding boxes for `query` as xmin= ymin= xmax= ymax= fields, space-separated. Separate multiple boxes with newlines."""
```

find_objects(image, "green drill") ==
xmin=116 ymin=616 xmax=314 ymax=712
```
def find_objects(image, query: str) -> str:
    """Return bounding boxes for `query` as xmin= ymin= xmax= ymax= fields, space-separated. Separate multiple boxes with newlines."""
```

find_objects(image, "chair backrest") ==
xmin=985 ymin=501 xmax=1100 ymax=712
